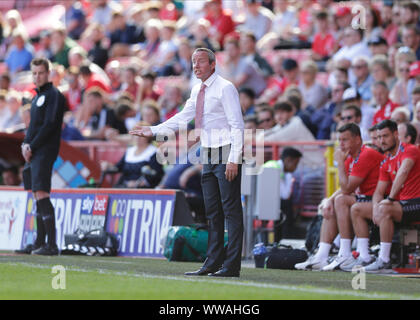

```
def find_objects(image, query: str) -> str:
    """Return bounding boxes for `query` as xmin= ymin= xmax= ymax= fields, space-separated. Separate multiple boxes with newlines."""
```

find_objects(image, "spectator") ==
xmin=105 ymin=60 xmax=122 ymax=94
xmin=240 ymin=32 xmax=274 ymax=78
xmin=311 ymin=11 xmax=336 ymax=64
xmin=369 ymin=55 xmax=395 ymax=90
xmin=0 ymin=9 xmax=27 ymax=61
xmin=311 ymin=81 xmax=350 ymax=140
xmin=340 ymin=104 xmax=369 ymax=142
xmin=34 ymin=30 xmax=53 ymax=60
xmin=391 ymin=107 xmax=411 ymax=125
xmin=151 ymin=20 xmax=179 ymax=76
xmin=255 ymin=54 xmax=284 ymax=105
xmin=69 ymin=46 xmax=110 ymax=85
xmin=219 ymin=37 xmax=266 ymax=96
xmin=363 ymin=7 xmax=383 ymax=44
xmin=401 ymin=24 xmax=420 ymax=61
xmin=91 ymin=0 xmax=120 ymax=28
xmin=270 ymin=0 xmax=298 ymax=43
xmin=188 ymin=18 xmax=219 ymax=52
xmin=159 ymin=0 xmax=180 ymax=21
xmin=368 ymin=37 xmax=389 ymax=56
xmin=341 ymin=87 xmax=375 ymax=134
xmin=108 ymin=10 xmax=143 ymax=46
xmin=79 ymin=64 xmax=111 ymax=97
xmin=2 ymin=166 xmax=21 ymax=186
xmin=350 ymin=56 xmax=374 ymax=103
xmin=372 ymin=81 xmax=399 ymax=125
xmin=410 ymin=85 xmax=420 ymax=116
xmin=120 ymin=66 xmax=140 ymax=102
xmin=400 ymin=2 xmax=420 ymax=30
xmin=284 ymin=90 xmax=318 ymax=137
xmin=412 ymin=100 xmax=420 ymax=144
xmin=3 ymin=90 xmax=23 ymax=132
xmin=173 ymin=39 xmax=193 ymax=79
xmin=64 ymin=66 xmax=82 ymax=113
xmin=380 ymin=1 xmax=398 ymax=46
xmin=244 ymin=114 xmax=258 ymax=131
xmin=158 ymin=84 xmax=184 ymax=121
xmin=239 ymin=87 xmax=256 ymax=116
xmin=333 ymin=27 xmax=371 ymax=69
xmin=5 ymin=30 xmax=33 ymax=75
xmin=139 ymin=101 xmax=161 ymax=127
xmin=278 ymin=58 xmax=300 ymax=95
xmin=334 ymin=6 xmax=353 ymax=48
xmin=138 ymin=19 xmax=162 ymax=62
xmin=203 ymin=0 xmax=235 ymax=49
xmin=298 ymin=60 xmax=328 ymax=110
xmin=257 ymin=106 xmax=275 ymax=131
xmin=78 ymin=89 xmax=127 ymax=139
xmin=64 ymin=0 xmax=87 ymax=40
xmin=390 ymin=47 xmax=416 ymax=106
xmin=138 ymin=71 xmax=162 ymax=105
xmin=85 ymin=24 xmax=109 ymax=70
xmin=101 ymin=121 xmax=164 ymax=188
xmin=264 ymin=101 xmax=315 ymax=144
xmin=50 ymin=26 xmax=78 ymax=68
xmin=240 ymin=0 xmax=273 ymax=41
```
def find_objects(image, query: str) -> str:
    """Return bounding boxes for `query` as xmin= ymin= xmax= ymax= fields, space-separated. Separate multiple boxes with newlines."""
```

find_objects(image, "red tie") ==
xmin=195 ymin=83 xmax=206 ymax=129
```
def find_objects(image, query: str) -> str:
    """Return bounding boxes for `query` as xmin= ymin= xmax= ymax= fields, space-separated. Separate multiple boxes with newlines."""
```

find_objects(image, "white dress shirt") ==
xmin=151 ymin=72 xmax=244 ymax=164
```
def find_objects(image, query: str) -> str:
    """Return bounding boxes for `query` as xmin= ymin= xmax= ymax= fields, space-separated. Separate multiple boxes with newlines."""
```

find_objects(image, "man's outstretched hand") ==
xmin=129 ymin=126 xmax=153 ymax=138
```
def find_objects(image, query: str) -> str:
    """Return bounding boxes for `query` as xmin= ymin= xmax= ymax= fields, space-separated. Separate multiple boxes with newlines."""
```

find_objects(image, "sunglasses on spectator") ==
xmin=259 ymin=118 xmax=272 ymax=124
xmin=341 ymin=116 xmax=355 ymax=121
xmin=399 ymin=68 xmax=410 ymax=73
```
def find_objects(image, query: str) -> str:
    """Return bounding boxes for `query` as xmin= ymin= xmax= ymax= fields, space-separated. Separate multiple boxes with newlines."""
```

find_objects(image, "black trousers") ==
xmin=201 ymin=146 xmax=243 ymax=273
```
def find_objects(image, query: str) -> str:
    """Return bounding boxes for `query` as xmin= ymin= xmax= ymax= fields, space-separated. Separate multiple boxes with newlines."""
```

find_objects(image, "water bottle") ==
xmin=253 ymin=242 xmax=267 ymax=256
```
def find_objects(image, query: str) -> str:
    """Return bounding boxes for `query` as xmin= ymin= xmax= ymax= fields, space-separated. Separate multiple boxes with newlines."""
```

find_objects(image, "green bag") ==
xmin=163 ymin=224 xmax=228 ymax=262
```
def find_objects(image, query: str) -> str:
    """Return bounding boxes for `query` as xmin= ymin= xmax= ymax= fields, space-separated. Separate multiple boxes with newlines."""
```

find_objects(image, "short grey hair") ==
xmin=193 ymin=48 xmax=216 ymax=65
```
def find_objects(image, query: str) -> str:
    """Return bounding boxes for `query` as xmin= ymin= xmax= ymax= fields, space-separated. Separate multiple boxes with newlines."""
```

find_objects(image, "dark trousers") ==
xmin=201 ymin=146 xmax=243 ymax=273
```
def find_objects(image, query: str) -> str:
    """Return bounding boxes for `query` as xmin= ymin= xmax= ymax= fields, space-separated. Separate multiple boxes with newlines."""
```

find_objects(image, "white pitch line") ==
xmin=4 ymin=262 xmax=420 ymax=300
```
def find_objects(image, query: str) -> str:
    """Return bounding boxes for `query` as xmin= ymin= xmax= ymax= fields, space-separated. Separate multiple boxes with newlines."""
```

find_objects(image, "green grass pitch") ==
xmin=0 ymin=253 xmax=419 ymax=300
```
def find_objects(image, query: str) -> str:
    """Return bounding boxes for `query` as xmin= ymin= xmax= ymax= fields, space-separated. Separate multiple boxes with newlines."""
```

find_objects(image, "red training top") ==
xmin=344 ymin=145 xmax=385 ymax=196
xmin=379 ymin=143 xmax=420 ymax=200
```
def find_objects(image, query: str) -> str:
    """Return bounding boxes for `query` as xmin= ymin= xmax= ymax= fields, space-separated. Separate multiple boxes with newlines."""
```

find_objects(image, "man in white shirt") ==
xmin=130 ymin=48 xmax=245 ymax=277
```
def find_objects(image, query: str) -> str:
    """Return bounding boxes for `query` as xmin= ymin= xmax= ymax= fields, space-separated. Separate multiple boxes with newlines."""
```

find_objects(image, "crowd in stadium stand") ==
xmin=1 ymin=0 xmax=420 ymax=230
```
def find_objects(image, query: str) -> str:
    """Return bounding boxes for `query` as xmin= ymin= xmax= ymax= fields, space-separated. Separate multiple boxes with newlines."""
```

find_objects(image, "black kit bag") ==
xmin=264 ymin=245 xmax=308 ymax=270
xmin=61 ymin=229 xmax=119 ymax=256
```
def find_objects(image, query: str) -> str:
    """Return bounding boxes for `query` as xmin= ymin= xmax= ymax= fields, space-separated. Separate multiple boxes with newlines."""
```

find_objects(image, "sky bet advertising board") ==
xmin=5 ymin=189 xmax=178 ymax=258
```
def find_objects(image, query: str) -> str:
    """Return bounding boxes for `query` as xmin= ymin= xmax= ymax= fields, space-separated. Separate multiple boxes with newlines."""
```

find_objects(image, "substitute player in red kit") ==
xmin=363 ymin=120 xmax=420 ymax=273
xmin=296 ymin=123 xmax=384 ymax=271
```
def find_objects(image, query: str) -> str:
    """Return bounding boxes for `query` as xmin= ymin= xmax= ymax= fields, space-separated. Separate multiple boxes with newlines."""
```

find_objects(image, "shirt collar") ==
xmin=36 ymin=82 xmax=53 ymax=94
xmin=202 ymin=72 xmax=217 ymax=88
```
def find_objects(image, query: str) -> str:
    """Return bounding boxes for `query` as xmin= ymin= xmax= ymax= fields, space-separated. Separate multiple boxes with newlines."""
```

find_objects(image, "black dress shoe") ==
xmin=15 ymin=244 xmax=42 ymax=254
xmin=31 ymin=244 xmax=59 ymax=256
xmin=208 ymin=268 xmax=240 ymax=278
xmin=185 ymin=266 xmax=218 ymax=276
